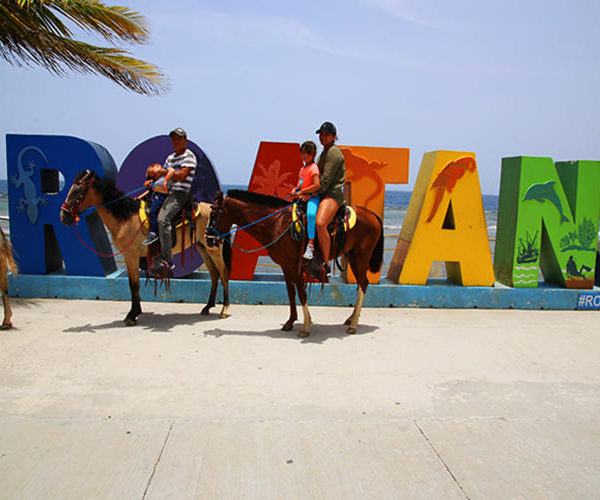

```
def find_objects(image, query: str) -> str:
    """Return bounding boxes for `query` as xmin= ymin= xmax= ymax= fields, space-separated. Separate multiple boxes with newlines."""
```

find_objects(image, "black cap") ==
xmin=315 ymin=121 xmax=337 ymax=135
xmin=169 ymin=127 xmax=187 ymax=138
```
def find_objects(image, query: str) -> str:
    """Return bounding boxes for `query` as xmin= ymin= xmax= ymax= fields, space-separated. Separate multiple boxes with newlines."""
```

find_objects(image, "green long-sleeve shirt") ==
xmin=317 ymin=144 xmax=346 ymax=206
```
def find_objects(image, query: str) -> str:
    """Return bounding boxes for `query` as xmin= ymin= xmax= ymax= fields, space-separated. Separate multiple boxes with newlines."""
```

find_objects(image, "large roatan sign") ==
xmin=6 ymin=134 xmax=599 ymax=288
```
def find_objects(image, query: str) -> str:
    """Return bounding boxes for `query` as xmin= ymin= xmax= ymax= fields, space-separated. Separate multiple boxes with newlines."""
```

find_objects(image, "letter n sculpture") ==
xmin=494 ymin=157 xmax=600 ymax=288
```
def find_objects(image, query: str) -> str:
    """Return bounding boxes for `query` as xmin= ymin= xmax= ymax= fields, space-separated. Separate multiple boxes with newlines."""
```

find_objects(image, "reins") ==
xmin=63 ymin=172 xmax=148 ymax=258
xmin=210 ymin=199 xmax=298 ymax=253
xmin=215 ymin=200 xmax=297 ymax=239
xmin=72 ymin=216 xmax=146 ymax=258
xmin=231 ymin=219 xmax=296 ymax=253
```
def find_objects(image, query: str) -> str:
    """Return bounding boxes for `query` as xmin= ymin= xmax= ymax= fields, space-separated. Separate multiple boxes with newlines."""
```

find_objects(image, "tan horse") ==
xmin=0 ymin=226 xmax=17 ymax=329
xmin=60 ymin=170 xmax=230 ymax=325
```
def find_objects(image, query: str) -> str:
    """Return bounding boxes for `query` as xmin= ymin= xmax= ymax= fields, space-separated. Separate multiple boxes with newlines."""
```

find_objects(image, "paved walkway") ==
xmin=0 ymin=298 xmax=599 ymax=499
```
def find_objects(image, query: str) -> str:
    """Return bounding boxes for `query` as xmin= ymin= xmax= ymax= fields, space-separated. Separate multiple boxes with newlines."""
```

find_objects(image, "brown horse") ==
xmin=208 ymin=190 xmax=383 ymax=337
xmin=60 ymin=170 xmax=231 ymax=325
xmin=0 ymin=226 xmax=17 ymax=329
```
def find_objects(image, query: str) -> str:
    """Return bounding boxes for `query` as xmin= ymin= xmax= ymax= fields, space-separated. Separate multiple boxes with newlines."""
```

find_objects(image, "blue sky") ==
xmin=2 ymin=0 xmax=599 ymax=194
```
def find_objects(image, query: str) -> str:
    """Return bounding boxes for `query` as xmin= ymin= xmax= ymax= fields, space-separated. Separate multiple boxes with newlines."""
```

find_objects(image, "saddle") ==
xmin=140 ymin=196 xmax=201 ymax=281
xmin=294 ymin=203 xmax=357 ymax=284
xmin=292 ymin=203 xmax=356 ymax=244
xmin=140 ymin=195 xmax=200 ymax=249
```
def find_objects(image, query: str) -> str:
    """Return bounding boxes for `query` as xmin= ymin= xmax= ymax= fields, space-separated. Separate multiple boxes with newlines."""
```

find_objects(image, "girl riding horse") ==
xmin=208 ymin=189 xmax=383 ymax=337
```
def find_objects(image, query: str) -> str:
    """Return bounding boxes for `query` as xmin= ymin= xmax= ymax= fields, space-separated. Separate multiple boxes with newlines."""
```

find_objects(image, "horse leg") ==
xmin=281 ymin=268 xmax=298 ymax=331
xmin=0 ymin=267 xmax=12 ymax=329
xmin=295 ymin=277 xmax=311 ymax=338
xmin=215 ymin=251 xmax=230 ymax=319
xmin=346 ymin=287 xmax=366 ymax=334
xmin=344 ymin=250 xmax=369 ymax=334
xmin=198 ymin=244 xmax=218 ymax=316
xmin=124 ymin=258 xmax=142 ymax=326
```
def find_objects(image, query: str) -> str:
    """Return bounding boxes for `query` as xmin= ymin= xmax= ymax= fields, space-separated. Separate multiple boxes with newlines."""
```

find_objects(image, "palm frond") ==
xmin=0 ymin=0 xmax=167 ymax=95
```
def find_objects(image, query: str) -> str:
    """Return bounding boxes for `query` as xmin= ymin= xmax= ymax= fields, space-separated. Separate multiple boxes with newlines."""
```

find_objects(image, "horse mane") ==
xmin=77 ymin=170 xmax=140 ymax=221
xmin=226 ymin=189 xmax=290 ymax=208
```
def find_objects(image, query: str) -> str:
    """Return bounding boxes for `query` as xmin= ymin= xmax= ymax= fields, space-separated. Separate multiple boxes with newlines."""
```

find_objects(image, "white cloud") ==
xmin=154 ymin=9 xmax=341 ymax=57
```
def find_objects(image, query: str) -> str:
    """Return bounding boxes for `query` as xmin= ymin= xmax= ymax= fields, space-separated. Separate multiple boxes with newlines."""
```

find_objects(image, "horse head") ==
xmin=60 ymin=170 xmax=95 ymax=226
xmin=206 ymin=191 xmax=225 ymax=248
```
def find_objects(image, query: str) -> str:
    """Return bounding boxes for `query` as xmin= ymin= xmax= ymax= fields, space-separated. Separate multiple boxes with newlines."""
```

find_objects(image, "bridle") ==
xmin=206 ymin=199 xmax=223 ymax=248
xmin=61 ymin=170 xmax=94 ymax=222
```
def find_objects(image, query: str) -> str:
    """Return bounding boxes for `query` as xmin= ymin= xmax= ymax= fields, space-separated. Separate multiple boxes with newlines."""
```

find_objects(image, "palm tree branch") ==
xmin=2 ymin=27 xmax=166 ymax=94
xmin=0 ymin=1 xmax=167 ymax=95
xmin=10 ymin=0 xmax=149 ymax=43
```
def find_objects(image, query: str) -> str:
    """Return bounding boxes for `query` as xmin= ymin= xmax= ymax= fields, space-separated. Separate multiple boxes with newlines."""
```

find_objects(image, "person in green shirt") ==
xmin=315 ymin=121 xmax=346 ymax=273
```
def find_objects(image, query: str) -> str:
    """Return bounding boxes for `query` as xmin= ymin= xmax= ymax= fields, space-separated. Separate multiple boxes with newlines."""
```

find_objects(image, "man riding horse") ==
xmin=150 ymin=127 xmax=197 ymax=276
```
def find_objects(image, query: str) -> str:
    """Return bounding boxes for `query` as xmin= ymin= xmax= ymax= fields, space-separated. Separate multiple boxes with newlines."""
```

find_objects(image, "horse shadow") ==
xmin=61 ymin=310 xmax=223 ymax=334
xmin=202 ymin=322 xmax=379 ymax=344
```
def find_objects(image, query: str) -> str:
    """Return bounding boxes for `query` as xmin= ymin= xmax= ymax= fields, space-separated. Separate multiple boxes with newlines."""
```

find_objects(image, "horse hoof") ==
xmin=124 ymin=318 xmax=137 ymax=327
xmin=297 ymin=331 xmax=310 ymax=338
xmin=344 ymin=318 xmax=352 ymax=326
xmin=281 ymin=323 xmax=294 ymax=331
xmin=219 ymin=312 xmax=229 ymax=319
xmin=1 ymin=322 xmax=12 ymax=330
xmin=200 ymin=307 xmax=210 ymax=316
xmin=346 ymin=326 xmax=356 ymax=334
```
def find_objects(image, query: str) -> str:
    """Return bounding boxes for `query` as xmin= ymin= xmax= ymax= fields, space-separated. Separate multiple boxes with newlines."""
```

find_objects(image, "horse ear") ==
xmin=216 ymin=191 xmax=224 ymax=204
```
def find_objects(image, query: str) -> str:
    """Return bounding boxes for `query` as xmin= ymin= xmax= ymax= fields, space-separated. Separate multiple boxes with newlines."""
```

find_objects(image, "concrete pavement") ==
xmin=0 ymin=298 xmax=599 ymax=498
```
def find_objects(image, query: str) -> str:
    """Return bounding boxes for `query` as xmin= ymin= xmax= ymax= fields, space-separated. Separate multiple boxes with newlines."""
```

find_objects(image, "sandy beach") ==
xmin=0 ymin=298 xmax=599 ymax=498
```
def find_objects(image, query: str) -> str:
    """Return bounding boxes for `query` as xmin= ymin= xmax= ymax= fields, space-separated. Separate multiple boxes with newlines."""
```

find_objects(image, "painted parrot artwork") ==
xmin=426 ymin=157 xmax=476 ymax=223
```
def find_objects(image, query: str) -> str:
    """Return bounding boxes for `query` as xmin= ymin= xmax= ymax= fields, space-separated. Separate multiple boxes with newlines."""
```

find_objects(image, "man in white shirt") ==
xmin=153 ymin=127 xmax=196 ymax=272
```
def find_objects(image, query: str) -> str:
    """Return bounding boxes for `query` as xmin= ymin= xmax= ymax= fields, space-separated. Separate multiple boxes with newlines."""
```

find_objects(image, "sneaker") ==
xmin=303 ymin=244 xmax=314 ymax=260
xmin=143 ymin=232 xmax=158 ymax=246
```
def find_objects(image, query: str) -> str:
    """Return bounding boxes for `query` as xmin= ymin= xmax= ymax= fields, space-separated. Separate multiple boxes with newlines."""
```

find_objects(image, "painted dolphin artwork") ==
xmin=522 ymin=181 xmax=570 ymax=224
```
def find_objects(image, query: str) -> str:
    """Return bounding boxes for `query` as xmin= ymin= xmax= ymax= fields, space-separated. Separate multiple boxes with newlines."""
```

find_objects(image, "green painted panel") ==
xmin=494 ymin=157 xmax=600 ymax=288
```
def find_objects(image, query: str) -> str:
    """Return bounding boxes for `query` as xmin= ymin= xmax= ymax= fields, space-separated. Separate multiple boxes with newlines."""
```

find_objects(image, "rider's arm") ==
xmin=164 ymin=167 xmax=175 ymax=183
xmin=299 ymin=173 xmax=320 ymax=196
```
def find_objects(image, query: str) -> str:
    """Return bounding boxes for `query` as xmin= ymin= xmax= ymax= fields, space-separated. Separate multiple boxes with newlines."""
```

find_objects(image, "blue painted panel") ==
xmin=6 ymin=135 xmax=118 ymax=276
xmin=8 ymin=273 xmax=592 ymax=311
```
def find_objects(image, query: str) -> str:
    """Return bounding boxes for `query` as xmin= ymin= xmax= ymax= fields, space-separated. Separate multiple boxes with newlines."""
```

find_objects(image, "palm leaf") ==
xmin=0 ymin=0 xmax=167 ymax=95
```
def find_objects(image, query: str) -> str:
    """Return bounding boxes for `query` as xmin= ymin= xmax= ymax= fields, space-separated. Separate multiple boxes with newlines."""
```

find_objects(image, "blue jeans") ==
xmin=306 ymin=195 xmax=320 ymax=240
xmin=158 ymin=190 xmax=189 ymax=263
xmin=149 ymin=191 xmax=167 ymax=235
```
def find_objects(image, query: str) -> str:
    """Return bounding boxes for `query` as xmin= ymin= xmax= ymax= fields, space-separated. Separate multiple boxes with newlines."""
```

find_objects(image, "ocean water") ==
xmin=0 ymin=179 xmax=8 ymax=234
xmin=0 ymin=179 xmax=499 ymax=274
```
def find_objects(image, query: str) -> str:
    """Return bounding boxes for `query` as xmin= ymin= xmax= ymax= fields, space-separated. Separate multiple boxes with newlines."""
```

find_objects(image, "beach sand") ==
xmin=0 ymin=298 xmax=599 ymax=498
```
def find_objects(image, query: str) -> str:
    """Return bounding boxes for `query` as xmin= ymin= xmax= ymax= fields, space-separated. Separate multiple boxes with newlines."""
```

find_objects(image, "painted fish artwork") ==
xmin=522 ymin=181 xmax=570 ymax=224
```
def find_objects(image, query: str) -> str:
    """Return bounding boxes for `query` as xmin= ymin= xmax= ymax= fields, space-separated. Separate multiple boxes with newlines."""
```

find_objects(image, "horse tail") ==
xmin=0 ymin=227 xmax=17 ymax=276
xmin=368 ymin=215 xmax=384 ymax=274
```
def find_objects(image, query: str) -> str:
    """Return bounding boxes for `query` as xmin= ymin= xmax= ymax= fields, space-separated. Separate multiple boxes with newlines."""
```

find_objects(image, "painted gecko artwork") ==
xmin=522 ymin=181 xmax=570 ymax=224
xmin=341 ymin=148 xmax=387 ymax=210
xmin=11 ymin=146 xmax=49 ymax=224
xmin=426 ymin=156 xmax=476 ymax=222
